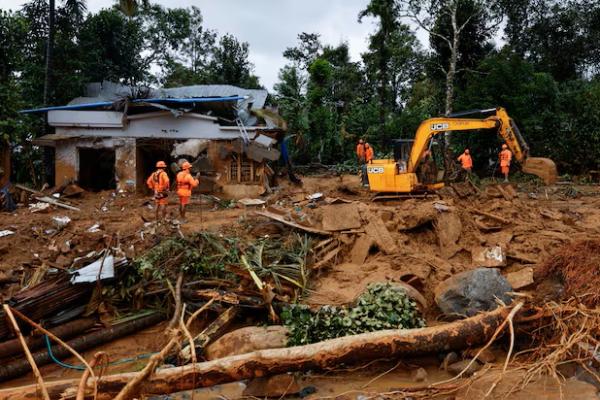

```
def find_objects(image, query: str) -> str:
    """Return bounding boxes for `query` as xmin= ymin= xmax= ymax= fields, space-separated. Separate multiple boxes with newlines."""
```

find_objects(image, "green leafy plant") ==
xmin=282 ymin=282 xmax=425 ymax=346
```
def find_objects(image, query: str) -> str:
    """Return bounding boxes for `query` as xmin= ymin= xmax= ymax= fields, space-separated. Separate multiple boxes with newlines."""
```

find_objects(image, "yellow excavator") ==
xmin=366 ymin=107 xmax=558 ymax=195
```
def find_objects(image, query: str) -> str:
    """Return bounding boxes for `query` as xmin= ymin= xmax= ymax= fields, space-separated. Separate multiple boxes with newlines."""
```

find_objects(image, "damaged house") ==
xmin=25 ymin=82 xmax=285 ymax=198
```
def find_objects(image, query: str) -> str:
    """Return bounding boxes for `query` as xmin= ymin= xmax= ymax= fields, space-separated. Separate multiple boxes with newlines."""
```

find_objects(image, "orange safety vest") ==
xmin=356 ymin=143 xmax=365 ymax=160
xmin=365 ymin=147 xmax=374 ymax=162
xmin=458 ymin=153 xmax=473 ymax=169
xmin=499 ymin=149 xmax=512 ymax=167
xmin=176 ymin=170 xmax=199 ymax=197
xmin=147 ymin=170 xmax=169 ymax=197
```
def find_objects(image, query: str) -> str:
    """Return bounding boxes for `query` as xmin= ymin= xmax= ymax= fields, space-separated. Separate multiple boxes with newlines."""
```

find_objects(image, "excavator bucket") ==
xmin=522 ymin=157 xmax=558 ymax=184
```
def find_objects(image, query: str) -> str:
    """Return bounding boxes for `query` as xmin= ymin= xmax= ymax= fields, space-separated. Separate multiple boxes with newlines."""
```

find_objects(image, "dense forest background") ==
xmin=2 ymin=0 xmax=600 ymax=183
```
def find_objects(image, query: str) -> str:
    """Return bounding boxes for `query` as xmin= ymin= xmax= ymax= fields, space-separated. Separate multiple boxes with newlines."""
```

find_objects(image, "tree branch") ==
xmin=403 ymin=10 xmax=453 ymax=48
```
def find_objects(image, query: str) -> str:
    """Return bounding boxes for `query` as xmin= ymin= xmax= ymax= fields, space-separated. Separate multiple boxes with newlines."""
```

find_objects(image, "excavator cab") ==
xmin=391 ymin=139 xmax=413 ymax=173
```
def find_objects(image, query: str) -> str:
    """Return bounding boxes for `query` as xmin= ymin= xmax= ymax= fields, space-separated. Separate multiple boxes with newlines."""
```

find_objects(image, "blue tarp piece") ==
xmin=0 ymin=183 xmax=16 ymax=212
xmin=281 ymin=136 xmax=290 ymax=164
xmin=20 ymin=96 xmax=246 ymax=114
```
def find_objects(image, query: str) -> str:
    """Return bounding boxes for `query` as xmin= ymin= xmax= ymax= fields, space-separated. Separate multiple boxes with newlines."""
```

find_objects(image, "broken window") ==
xmin=228 ymin=154 xmax=259 ymax=183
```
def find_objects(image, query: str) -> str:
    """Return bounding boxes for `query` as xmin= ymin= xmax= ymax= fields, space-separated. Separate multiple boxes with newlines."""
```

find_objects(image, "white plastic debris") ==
xmin=52 ymin=216 xmax=71 ymax=229
xmin=87 ymin=223 xmax=101 ymax=233
xmin=307 ymin=192 xmax=323 ymax=201
xmin=433 ymin=201 xmax=450 ymax=212
xmin=52 ymin=193 xmax=60 ymax=198
xmin=71 ymin=255 xmax=114 ymax=284
xmin=29 ymin=202 xmax=50 ymax=213
xmin=0 ymin=230 xmax=15 ymax=238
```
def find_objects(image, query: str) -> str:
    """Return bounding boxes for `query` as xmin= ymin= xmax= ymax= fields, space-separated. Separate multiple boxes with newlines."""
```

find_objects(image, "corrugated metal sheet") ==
xmin=21 ymin=96 xmax=246 ymax=114
xmin=159 ymin=85 xmax=268 ymax=109
xmin=81 ymin=81 xmax=268 ymax=108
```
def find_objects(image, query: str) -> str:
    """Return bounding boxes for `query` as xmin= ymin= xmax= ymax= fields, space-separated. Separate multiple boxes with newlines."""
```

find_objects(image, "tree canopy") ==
xmin=2 ymin=0 xmax=600 ymax=183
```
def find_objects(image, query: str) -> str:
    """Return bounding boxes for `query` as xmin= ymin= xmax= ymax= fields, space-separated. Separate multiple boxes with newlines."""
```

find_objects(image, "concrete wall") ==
xmin=54 ymin=137 xmax=137 ymax=192
xmin=115 ymin=139 xmax=136 ymax=192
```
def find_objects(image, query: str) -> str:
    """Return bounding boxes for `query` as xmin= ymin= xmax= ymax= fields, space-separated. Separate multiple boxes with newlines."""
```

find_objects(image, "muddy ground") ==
xmin=1 ymin=174 xmax=599 ymax=398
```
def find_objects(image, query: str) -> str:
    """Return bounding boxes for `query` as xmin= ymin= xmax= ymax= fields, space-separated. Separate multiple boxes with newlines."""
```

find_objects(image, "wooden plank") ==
xmin=364 ymin=214 xmax=398 ymax=254
xmin=179 ymin=306 xmax=239 ymax=362
xmin=14 ymin=184 xmax=42 ymax=195
xmin=469 ymin=208 xmax=510 ymax=225
xmin=312 ymin=247 xmax=342 ymax=270
xmin=34 ymin=196 xmax=80 ymax=211
xmin=254 ymin=211 xmax=332 ymax=236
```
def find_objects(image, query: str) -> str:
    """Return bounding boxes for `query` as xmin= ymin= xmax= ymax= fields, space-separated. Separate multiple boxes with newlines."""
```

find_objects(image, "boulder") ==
xmin=434 ymin=268 xmax=512 ymax=318
xmin=205 ymin=325 xmax=289 ymax=360
xmin=447 ymin=359 xmax=482 ymax=376
xmin=243 ymin=374 xmax=300 ymax=397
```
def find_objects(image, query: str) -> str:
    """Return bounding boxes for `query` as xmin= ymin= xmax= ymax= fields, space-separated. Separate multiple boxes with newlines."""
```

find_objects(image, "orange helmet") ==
xmin=502 ymin=144 xmax=508 ymax=150
xmin=181 ymin=161 xmax=192 ymax=170
xmin=156 ymin=161 xmax=167 ymax=168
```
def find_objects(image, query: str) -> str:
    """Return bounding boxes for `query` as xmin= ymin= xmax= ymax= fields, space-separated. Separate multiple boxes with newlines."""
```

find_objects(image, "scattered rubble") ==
xmin=0 ymin=176 xmax=598 ymax=398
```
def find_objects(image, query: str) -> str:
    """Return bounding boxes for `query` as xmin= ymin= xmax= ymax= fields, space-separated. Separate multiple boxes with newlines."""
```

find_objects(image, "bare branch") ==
xmin=404 ymin=10 xmax=453 ymax=48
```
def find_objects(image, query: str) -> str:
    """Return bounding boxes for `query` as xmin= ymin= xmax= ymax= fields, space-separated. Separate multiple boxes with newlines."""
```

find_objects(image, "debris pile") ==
xmin=1 ymin=175 xmax=600 ymax=398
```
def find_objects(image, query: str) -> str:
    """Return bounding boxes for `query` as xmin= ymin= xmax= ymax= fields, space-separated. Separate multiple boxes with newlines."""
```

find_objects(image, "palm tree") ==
xmin=43 ymin=0 xmax=87 ymax=108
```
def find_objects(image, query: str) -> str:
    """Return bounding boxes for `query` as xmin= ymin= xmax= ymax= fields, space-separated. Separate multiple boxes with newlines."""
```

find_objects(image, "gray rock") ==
xmin=434 ymin=268 xmax=512 ymax=318
xmin=447 ymin=359 xmax=482 ymax=376
xmin=440 ymin=352 xmax=459 ymax=371
xmin=411 ymin=367 xmax=428 ymax=382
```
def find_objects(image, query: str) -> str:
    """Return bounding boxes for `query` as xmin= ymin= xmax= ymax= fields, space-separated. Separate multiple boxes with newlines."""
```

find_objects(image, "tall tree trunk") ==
xmin=444 ymin=3 xmax=459 ymax=119
xmin=378 ymin=40 xmax=388 ymax=148
xmin=442 ymin=3 xmax=460 ymax=178
xmin=43 ymin=0 xmax=55 ymax=109
xmin=41 ymin=0 xmax=55 ymax=185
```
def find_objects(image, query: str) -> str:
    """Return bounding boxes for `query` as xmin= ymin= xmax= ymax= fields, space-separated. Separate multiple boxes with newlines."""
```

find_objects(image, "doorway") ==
xmin=78 ymin=148 xmax=116 ymax=191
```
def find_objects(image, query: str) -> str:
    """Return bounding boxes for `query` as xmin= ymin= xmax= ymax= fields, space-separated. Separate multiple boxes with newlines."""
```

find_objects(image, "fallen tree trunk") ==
xmin=0 ymin=318 xmax=96 ymax=359
xmin=0 ymin=305 xmax=512 ymax=400
xmin=0 ymin=313 xmax=163 ymax=383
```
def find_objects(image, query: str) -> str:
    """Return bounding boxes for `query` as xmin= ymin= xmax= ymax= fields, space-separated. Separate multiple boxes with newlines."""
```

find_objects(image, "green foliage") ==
xmin=241 ymin=234 xmax=312 ymax=292
xmin=133 ymin=232 xmax=239 ymax=281
xmin=282 ymin=283 xmax=425 ymax=346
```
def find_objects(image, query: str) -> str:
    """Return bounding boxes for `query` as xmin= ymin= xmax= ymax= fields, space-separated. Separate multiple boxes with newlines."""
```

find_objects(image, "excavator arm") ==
xmin=407 ymin=107 xmax=557 ymax=183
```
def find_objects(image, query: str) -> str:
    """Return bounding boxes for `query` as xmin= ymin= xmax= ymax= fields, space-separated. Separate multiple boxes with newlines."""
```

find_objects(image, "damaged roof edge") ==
xmin=20 ymin=96 xmax=248 ymax=114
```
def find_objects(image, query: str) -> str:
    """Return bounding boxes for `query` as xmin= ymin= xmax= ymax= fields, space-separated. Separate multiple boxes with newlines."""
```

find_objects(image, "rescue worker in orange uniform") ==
xmin=499 ymin=144 xmax=512 ymax=182
xmin=365 ymin=143 xmax=374 ymax=163
xmin=176 ymin=161 xmax=199 ymax=221
xmin=146 ymin=161 xmax=170 ymax=221
xmin=356 ymin=139 xmax=366 ymax=163
xmin=356 ymin=139 xmax=367 ymax=185
xmin=457 ymin=148 xmax=473 ymax=176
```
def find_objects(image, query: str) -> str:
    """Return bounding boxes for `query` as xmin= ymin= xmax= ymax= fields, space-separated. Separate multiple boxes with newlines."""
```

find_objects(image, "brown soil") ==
xmin=3 ymin=175 xmax=600 ymax=395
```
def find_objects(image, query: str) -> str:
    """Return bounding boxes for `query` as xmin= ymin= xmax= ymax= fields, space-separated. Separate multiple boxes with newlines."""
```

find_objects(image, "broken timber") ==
xmin=179 ymin=306 xmax=239 ymax=362
xmin=254 ymin=211 xmax=331 ymax=235
xmin=34 ymin=196 xmax=80 ymax=212
xmin=0 ymin=305 xmax=513 ymax=399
